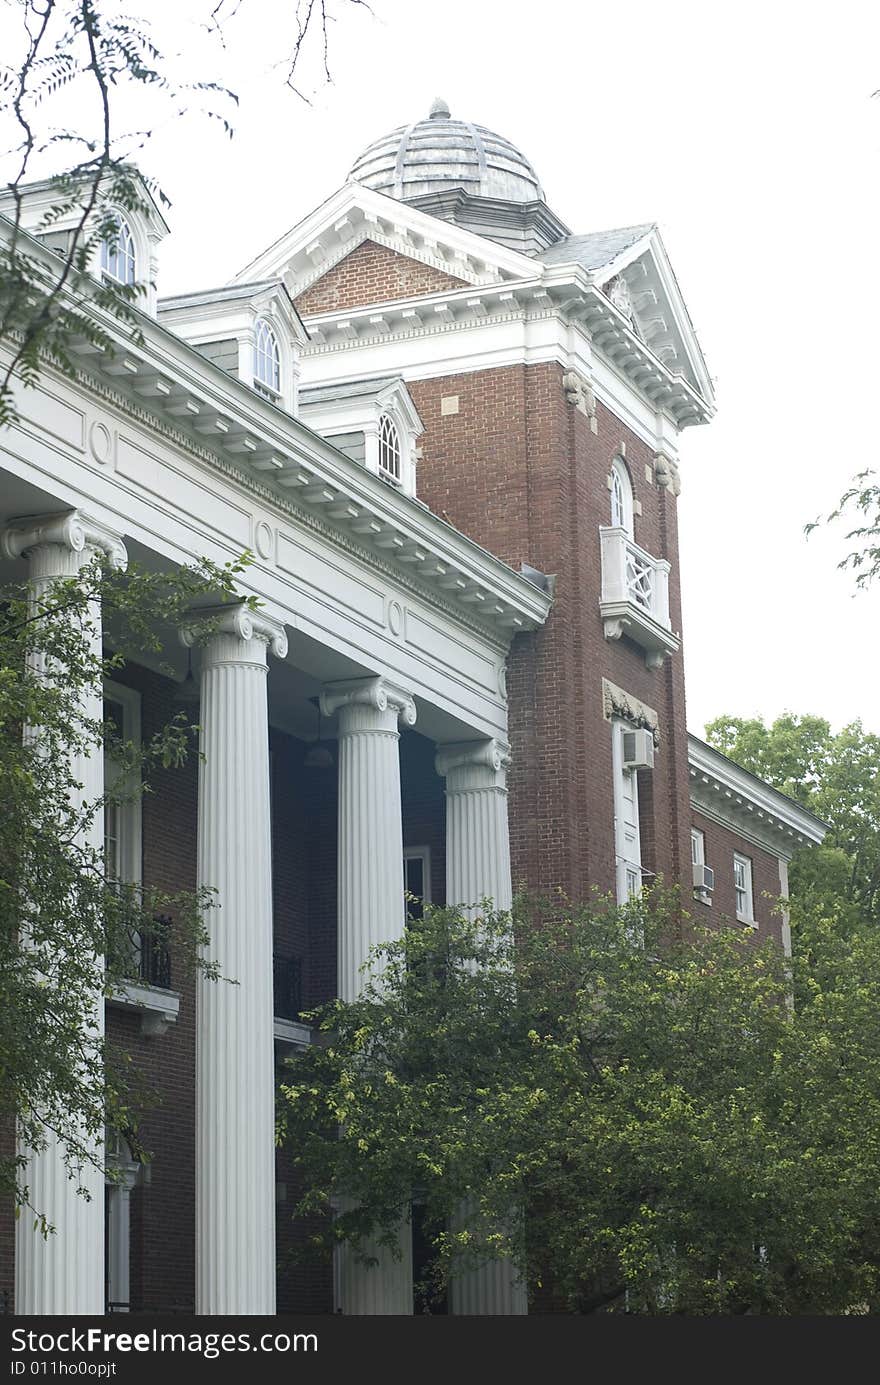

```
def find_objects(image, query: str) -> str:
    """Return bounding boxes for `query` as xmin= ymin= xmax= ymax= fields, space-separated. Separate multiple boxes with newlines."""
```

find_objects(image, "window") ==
xmin=734 ymin=852 xmax=754 ymax=924
xmin=253 ymin=318 xmax=281 ymax=398
xmin=100 ymin=212 xmax=136 ymax=287
xmin=403 ymin=847 xmax=432 ymax=922
xmin=104 ymin=684 xmax=142 ymax=974
xmin=611 ymin=720 xmax=643 ymax=904
xmin=105 ymin=1132 xmax=140 ymax=1314
xmin=610 ymin=457 xmax=634 ymax=537
xmin=692 ymin=828 xmax=713 ymax=903
xmin=378 ymin=414 xmax=402 ymax=482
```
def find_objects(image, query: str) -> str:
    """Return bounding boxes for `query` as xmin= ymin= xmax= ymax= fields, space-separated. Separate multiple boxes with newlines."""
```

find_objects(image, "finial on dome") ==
xmin=429 ymin=97 xmax=450 ymax=120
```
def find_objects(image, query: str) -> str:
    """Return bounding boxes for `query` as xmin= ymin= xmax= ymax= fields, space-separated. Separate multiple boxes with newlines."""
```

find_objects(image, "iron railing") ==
xmin=273 ymin=954 xmax=303 ymax=1021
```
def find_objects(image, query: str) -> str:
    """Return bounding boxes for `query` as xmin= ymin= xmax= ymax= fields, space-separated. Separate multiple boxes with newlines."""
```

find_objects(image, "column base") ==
xmin=449 ymin=1258 xmax=528 ymax=1315
xmin=335 ymin=1215 xmax=413 ymax=1315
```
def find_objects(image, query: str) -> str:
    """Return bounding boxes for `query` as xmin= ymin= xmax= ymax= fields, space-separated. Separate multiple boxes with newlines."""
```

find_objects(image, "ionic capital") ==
xmin=1 ymin=509 xmax=127 ymax=569
xmin=181 ymin=603 xmax=288 ymax=660
xmin=320 ymin=675 xmax=417 ymax=728
xmin=436 ymin=738 xmax=510 ymax=787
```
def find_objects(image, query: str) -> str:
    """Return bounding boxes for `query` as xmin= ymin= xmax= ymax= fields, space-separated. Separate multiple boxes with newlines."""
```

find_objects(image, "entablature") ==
xmin=0 ymin=224 xmax=551 ymax=643
xmin=688 ymin=735 xmax=828 ymax=860
xmin=298 ymin=270 xmax=711 ymax=432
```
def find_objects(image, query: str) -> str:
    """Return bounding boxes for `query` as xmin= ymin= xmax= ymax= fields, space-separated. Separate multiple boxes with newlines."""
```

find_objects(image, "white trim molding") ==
xmin=688 ymin=734 xmax=827 ymax=860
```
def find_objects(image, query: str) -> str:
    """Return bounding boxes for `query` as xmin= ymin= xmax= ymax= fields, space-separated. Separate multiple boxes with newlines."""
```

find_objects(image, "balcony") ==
xmin=108 ymin=917 xmax=180 ymax=1038
xmin=273 ymin=953 xmax=311 ymax=1050
xmin=599 ymin=526 xmax=679 ymax=669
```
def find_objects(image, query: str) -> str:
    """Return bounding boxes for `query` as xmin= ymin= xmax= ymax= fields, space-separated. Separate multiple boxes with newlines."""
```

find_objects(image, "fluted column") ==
xmin=437 ymin=738 xmax=527 ymax=1316
xmin=320 ymin=675 xmax=416 ymax=1315
xmin=186 ymin=604 xmax=287 ymax=1315
xmin=3 ymin=510 xmax=127 ymax=1316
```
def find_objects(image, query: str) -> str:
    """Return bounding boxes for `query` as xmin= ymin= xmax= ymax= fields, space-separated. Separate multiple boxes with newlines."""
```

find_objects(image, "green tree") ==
xmin=0 ymin=0 xmax=371 ymax=427
xmin=0 ymin=547 xmax=253 ymax=1221
xmin=806 ymin=468 xmax=880 ymax=589
xmin=705 ymin=713 xmax=880 ymax=928
xmin=278 ymin=893 xmax=880 ymax=1314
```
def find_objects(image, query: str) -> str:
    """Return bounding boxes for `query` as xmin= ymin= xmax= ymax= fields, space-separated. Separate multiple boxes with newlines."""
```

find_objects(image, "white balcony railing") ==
xmin=599 ymin=526 xmax=679 ymax=668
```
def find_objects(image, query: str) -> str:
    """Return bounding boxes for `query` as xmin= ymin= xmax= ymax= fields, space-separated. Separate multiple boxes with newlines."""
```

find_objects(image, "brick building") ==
xmin=0 ymin=100 xmax=824 ymax=1316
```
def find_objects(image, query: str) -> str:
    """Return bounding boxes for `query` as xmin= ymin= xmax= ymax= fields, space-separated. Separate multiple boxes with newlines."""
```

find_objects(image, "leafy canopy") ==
xmin=279 ymin=892 xmax=880 ymax=1315
xmin=705 ymin=712 xmax=880 ymax=928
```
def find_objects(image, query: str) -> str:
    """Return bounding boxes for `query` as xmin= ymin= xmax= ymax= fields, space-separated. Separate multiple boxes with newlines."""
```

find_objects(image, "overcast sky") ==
xmin=4 ymin=0 xmax=879 ymax=735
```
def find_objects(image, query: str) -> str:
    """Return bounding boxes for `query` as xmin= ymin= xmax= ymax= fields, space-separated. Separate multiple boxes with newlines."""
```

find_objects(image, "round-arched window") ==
xmin=100 ymin=212 xmax=136 ymax=287
xmin=378 ymin=414 xmax=401 ymax=481
xmin=254 ymin=318 xmax=281 ymax=397
xmin=610 ymin=457 xmax=634 ymax=537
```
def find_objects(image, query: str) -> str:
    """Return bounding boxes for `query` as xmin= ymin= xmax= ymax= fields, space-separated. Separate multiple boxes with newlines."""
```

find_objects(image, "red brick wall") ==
xmin=108 ymin=662 xmax=199 ymax=1313
xmin=409 ymin=364 xmax=693 ymax=905
xmin=295 ymin=241 xmax=468 ymax=316
xmin=691 ymin=810 xmax=785 ymax=945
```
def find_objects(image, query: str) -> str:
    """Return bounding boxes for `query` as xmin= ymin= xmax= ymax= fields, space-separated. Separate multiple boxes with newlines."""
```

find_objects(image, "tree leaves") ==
xmin=279 ymin=894 xmax=880 ymax=1314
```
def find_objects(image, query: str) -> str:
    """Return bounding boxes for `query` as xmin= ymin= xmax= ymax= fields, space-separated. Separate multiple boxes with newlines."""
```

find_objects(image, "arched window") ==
xmin=253 ymin=318 xmax=281 ymax=398
xmin=100 ymin=212 xmax=136 ymax=287
xmin=378 ymin=414 xmax=401 ymax=481
xmin=610 ymin=457 xmax=634 ymax=537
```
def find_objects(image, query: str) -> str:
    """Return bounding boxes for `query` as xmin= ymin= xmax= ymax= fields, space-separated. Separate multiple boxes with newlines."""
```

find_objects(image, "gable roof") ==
xmin=235 ymin=182 xmax=539 ymax=296
xmin=540 ymin=224 xmax=655 ymax=273
xmin=235 ymin=182 xmax=714 ymax=417
xmin=688 ymin=734 xmax=828 ymax=856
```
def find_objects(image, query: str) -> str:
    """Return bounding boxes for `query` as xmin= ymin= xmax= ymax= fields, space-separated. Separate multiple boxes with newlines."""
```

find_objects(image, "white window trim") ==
xmin=403 ymin=845 xmax=432 ymax=922
xmin=733 ymin=852 xmax=755 ymax=926
xmin=610 ymin=456 xmax=635 ymax=539
xmin=105 ymin=1134 xmax=140 ymax=1314
xmin=691 ymin=828 xmax=705 ymax=866
xmin=100 ymin=210 xmax=137 ymax=288
xmin=611 ymin=718 xmax=642 ymax=905
xmin=254 ymin=316 xmax=282 ymax=399
xmin=104 ymin=680 xmax=142 ymax=893
xmin=691 ymin=827 xmax=712 ymax=906
xmin=378 ymin=412 xmax=403 ymax=484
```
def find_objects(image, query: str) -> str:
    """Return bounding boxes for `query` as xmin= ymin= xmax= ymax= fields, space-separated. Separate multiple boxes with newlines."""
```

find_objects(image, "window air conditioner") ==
xmin=622 ymin=728 xmax=655 ymax=771
xmin=692 ymin=863 xmax=715 ymax=892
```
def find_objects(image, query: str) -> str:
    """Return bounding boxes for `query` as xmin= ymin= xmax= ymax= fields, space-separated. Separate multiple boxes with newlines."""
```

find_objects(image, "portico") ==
xmin=0 ymin=282 xmax=551 ymax=1314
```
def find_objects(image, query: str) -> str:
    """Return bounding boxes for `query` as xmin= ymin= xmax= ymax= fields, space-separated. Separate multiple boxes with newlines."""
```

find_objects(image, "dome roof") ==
xmin=348 ymin=99 xmax=544 ymax=205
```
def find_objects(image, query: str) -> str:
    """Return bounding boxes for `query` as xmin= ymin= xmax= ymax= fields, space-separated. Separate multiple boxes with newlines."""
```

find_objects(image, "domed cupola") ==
xmin=347 ymin=99 xmax=568 ymax=256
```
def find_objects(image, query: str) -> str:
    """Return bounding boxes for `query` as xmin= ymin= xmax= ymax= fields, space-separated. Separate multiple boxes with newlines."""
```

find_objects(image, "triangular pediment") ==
xmin=234 ymin=182 xmax=539 ymax=303
xmin=293 ymin=239 xmax=470 ymax=315
xmin=236 ymin=185 xmax=713 ymax=417
xmin=586 ymin=230 xmax=711 ymax=404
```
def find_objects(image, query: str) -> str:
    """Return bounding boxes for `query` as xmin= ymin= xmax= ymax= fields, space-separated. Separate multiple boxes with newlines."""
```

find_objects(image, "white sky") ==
xmin=3 ymin=0 xmax=879 ymax=735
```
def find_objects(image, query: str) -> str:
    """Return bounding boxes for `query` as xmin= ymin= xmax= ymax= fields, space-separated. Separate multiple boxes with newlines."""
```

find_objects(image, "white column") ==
xmin=436 ymin=738 xmax=527 ymax=1316
xmin=320 ymin=675 xmax=416 ymax=1315
xmin=3 ymin=510 xmax=126 ymax=1316
xmin=187 ymin=604 xmax=287 ymax=1315
xmin=106 ymin=1154 xmax=140 ymax=1313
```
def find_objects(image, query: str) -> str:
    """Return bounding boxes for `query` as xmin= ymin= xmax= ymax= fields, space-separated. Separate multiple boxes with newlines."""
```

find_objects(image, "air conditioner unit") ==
xmin=622 ymin=728 xmax=655 ymax=771
xmin=692 ymin=863 xmax=715 ymax=892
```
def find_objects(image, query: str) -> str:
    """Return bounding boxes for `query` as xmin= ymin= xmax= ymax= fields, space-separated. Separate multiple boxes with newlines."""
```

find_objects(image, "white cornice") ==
xmin=234 ymin=183 xmax=537 ymax=296
xmin=234 ymin=186 xmax=713 ymax=423
xmin=688 ymin=734 xmax=827 ymax=858
xmin=296 ymin=271 xmax=710 ymax=431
